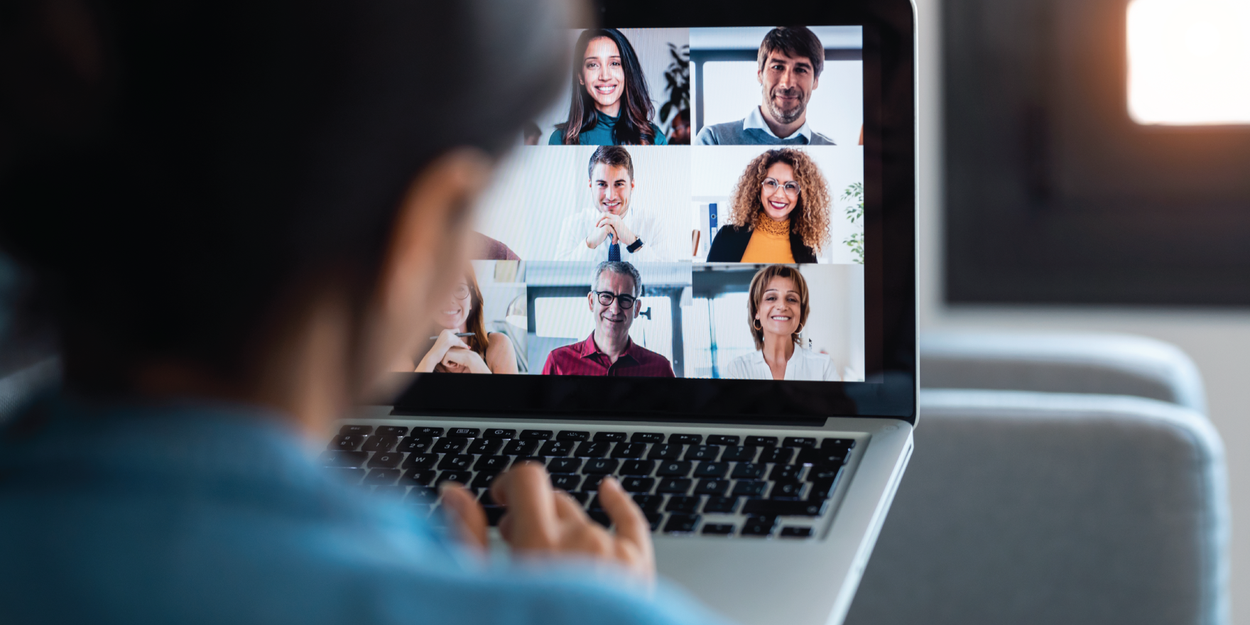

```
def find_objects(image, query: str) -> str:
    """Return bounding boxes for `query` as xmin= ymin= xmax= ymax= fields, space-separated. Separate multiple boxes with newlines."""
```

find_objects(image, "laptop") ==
xmin=324 ymin=1 xmax=917 ymax=623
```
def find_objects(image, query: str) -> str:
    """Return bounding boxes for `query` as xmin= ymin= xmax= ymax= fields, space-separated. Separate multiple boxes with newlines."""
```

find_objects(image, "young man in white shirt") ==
xmin=556 ymin=146 xmax=676 ymax=262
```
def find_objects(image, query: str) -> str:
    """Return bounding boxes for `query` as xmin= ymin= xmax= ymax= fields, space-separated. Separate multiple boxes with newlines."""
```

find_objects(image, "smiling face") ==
xmin=588 ymin=269 xmax=639 ymax=344
xmin=759 ymin=161 xmax=798 ymax=222
xmin=579 ymin=37 xmax=625 ymax=117
xmin=758 ymin=50 xmax=818 ymax=126
xmin=589 ymin=162 xmax=634 ymax=217
xmin=755 ymin=276 xmax=802 ymax=339
xmin=436 ymin=279 xmax=472 ymax=331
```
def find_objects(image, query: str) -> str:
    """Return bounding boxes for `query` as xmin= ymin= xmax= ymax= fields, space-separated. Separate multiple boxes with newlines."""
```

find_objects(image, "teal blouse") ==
xmin=548 ymin=110 xmax=669 ymax=146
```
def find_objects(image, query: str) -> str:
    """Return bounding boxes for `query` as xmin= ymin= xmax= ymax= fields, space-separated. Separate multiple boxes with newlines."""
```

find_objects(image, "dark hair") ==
xmin=557 ymin=28 xmax=657 ymax=146
xmin=586 ymin=146 xmax=634 ymax=180
xmin=746 ymin=265 xmax=809 ymax=350
xmin=591 ymin=261 xmax=642 ymax=298
xmin=0 ymin=0 xmax=569 ymax=394
xmin=757 ymin=27 xmax=825 ymax=78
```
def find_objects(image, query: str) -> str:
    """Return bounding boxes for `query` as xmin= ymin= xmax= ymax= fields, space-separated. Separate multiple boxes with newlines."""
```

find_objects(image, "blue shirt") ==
xmin=547 ymin=111 xmax=669 ymax=146
xmin=0 ymin=393 xmax=730 ymax=625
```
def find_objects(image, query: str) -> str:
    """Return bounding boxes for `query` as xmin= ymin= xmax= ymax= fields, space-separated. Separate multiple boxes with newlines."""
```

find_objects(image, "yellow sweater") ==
xmin=740 ymin=216 xmax=795 ymax=263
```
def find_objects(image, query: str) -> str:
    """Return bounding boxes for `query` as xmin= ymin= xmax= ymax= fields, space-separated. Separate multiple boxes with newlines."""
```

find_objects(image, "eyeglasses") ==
xmin=451 ymin=283 xmax=471 ymax=299
xmin=592 ymin=290 xmax=637 ymax=309
xmin=762 ymin=178 xmax=801 ymax=198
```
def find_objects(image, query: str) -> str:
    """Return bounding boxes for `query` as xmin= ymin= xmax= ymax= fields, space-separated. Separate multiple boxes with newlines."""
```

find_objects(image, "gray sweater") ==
xmin=695 ymin=119 xmax=835 ymax=145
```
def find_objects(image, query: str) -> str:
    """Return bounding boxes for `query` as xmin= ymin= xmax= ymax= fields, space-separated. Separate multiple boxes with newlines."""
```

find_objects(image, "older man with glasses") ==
xmin=541 ymin=261 xmax=675 ymax=377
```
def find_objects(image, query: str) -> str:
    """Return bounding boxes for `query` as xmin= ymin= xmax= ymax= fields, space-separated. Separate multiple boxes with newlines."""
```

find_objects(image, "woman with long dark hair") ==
xmin=414 ymin=264 xmax=518 ymax=374
xmin=549 ymin=28 xmax=668 ymax=146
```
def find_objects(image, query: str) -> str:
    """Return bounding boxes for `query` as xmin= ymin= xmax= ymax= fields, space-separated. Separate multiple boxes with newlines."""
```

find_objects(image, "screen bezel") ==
xmin=391 ymin=0 xmax=918 ymax=426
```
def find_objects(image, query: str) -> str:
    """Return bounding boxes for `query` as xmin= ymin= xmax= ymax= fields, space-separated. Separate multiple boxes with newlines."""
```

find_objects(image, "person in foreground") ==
xmin=412 ymin=264 xmax=518 ymax=374
xmin=542 ymin=262 xmax=675 ymax=377
xmin=706 ymin=148 xmax=831 ymax=263
xmin=0 ymin=2 xmax=723 ymax=624
xmin=725 ymin=265 xmax=841 ymax=381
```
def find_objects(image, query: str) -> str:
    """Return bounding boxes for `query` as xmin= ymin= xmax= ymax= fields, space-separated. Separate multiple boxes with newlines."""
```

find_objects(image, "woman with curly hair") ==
xmin=706 ymin=148 xmax=831 ymax=263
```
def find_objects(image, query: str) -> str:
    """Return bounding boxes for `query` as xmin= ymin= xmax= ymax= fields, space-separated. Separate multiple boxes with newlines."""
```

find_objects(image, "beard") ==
xmin=765 ymin=87 xmax=806 ymax=124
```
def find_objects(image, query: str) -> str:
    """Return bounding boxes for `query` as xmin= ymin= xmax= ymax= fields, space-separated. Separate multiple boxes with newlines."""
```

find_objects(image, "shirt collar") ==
xmin=744 ymin=106 xmax=812 ymax=142
xmin=578 ymin=332 xmax=638 ymax=362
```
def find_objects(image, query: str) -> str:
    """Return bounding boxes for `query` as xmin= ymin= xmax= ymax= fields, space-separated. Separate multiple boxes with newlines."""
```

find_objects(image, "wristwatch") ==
xmin=626 ymin=238 xmax=644 ymax=253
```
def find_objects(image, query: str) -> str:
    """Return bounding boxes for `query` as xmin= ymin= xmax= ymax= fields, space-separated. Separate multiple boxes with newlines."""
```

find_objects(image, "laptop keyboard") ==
xmin=320 ymin=425 xmax=855 ymax=539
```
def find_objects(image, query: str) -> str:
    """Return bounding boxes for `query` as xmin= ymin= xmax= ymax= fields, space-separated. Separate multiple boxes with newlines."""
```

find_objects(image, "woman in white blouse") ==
xmin=725 ymin=264 xmax=842 ymax=381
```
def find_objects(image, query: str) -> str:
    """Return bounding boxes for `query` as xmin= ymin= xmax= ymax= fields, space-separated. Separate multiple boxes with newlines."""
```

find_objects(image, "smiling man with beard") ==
xmin=541 ymin=261 xmax=675 ymax=377
xmin=696 ymin=27 xmax=834 ymax=146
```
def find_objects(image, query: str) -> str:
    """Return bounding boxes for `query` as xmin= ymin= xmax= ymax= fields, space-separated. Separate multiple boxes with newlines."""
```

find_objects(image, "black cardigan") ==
xmin=705 ymin=224 xmax=817 ymax=263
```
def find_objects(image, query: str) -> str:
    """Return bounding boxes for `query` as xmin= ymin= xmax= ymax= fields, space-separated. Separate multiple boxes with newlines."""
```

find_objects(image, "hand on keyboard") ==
xmin=441 ymin=462 xmax=655 ymax=581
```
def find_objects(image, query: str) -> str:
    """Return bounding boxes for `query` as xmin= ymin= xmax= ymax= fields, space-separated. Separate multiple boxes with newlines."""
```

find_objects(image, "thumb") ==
xmin=440 ymin=482 xmax=489 ymax=552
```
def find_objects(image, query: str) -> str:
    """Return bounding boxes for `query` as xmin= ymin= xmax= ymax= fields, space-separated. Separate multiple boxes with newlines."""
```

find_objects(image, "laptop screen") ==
xmin=394 ymin=14 xmax=916 ymax=422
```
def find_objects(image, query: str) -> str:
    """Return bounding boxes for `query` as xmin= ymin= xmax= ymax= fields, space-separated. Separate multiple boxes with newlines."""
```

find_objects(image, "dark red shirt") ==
xmin=541 ymin=333 xmax=675 ymax=378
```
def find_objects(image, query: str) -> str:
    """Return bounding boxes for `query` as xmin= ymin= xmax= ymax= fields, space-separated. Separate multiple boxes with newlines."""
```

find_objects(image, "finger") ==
xmin=495 ymin=463 xmax=559 ymax=550
xmin=598 ymin=476 xmax=650 ymax=549
xmin=552 ymin=488 xmax=589 ymax=522
xmin=439 ymin=482 xmax=489 ymax=552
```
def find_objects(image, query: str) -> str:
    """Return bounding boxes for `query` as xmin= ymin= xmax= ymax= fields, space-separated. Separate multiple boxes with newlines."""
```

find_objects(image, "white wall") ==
xmin=801 ymin=264 xmax=865 ymax=381
xmin=914 ymin=0 xmax=1250 ymax=620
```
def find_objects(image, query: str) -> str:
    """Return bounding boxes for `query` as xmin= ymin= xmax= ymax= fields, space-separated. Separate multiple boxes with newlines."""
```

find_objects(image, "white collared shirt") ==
xmin=724 ymin=346 xmax=841 ymax=381
xmin=743 ymin=106 xmax=813 ymax=142
xmin=555 ymin=206 xmax=675 ymax=262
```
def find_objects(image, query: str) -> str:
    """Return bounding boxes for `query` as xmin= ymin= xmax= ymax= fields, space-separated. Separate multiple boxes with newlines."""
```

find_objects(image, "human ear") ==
xmin=363 ymin=148 xmax=493 ymax=395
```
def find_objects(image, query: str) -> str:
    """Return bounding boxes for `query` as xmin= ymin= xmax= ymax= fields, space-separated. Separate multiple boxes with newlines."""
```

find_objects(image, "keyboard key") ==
xmin=582 ymin=459 xmax=619 ymax=474
xmin=620 ymin=477 xmax=655 ymax=493
xmin=782 ymin=437 xmax=817 ymax=448
xmin=703 ymin=496 xmax=739 ymax=514
xmin=403 ymin=452 xmax=439 ymax=470
xmin=589 ymin=510 xmax=611 ymax=527
xmin=327 ymin=434 xmax=364 ymax=451
xmin=769 ymin=465 xmax=804 ymax=481
xmin=656 ymin=461 xmax=692 ymax=477
xmin=437 ymin=454 xmax=474 ymax=471
xmin=588 ymin=495 xmax=605 ymax=510
xmin=664 ymin=496 xmax=700 ymax=514
xmin=484 ymin=506 xmax=506 ymax=526
xmin=663 ymin=513 xmax=700 ymax=534
xmin=557 ymin=430 xmax=590 ymax=441
xmin=513 ymin=456 xmax=545 ymax=467
xmin=631 ymin=432 xmax=665 ymax=443
xmin=566 ymin=492 xmax=589 ymax=504
xmin=806 ymin=466 xmax=842 ymax=482
xmin=401 ymin=468 xmax=435 ymax=486
xmin=808 ymin=479 xmax=837 ymax=501
xmin=731 ymin=480 xmax=767 ymax=497
xmin=411 ymin=427 xmax=444 ymax=437
xmin=482 ymin=428 xmax=516 ymax=439
xmin=669 ymin=434 xmax=703 ymax=445
xmin=770 ymin=480 xmax=804 ymax=499
xmin=731 ymin=463 xmax=765 ymax=480
xmin=376 ymin=426 xmax=409 ymax=437
xmin=474 ymin=455 xmax=511 ymax=472
xmin=821 ymin=438 xmax=856 ymax=450
xmin=620 ymin=460 xmax=655 ymax=475
xmin=365 ymin=469 xmax=400 ymax=486
xmin=432 ymin=439 xmax=467 ymax=453
xmin=759 ymin=446 xmax=794 ymax=464
xmin=745 ymin=436 xmax=779 ymax=447
xmin=547 ymin=457 xmax=583 ymax=473
xmin=368 ymin=452 xmax=404 ymax=469
xmin=657 ymin=478 xmax=692 ymax=494
xmin=406 ymin=486 xmax=437 ymax=504
xmin=631 ymin=494 xmax=665 ymax=512
xmin=742 ymin=498 xmax=826 ymax=517
xmin=594 ymin=432 xmax=628 ymax=442
xmin=467 ymin=438 xmax=502 ymax=455
xmin=581 ymin=474 xmax=607 ymax=490
xmin=722 ymin=446 xmax=757 ymax=462
xmin=707 ymin=435 xmax=740 ymax=446
xmin=797 ymin=447 xmax=848 ymax=467
xmin=324 ymin=467 xmax=365 ymax=484
xmin=445 ymin=428 xmax=480 ymax=439
xmin=573 ymin=441 xmax=611 ymax=458
xmin=320 ymin=451 xmax=369 ymax=467
xmin=741 ymin=516 xmax=776 ymax=536
xmin=695 ymin=479 xmax=729 ymax=496
xmin=647 ymin=444 xmax=682 ymax=460
xmin=683 ymin=445 xmax=721 ymax=461
xmin=610 ymin=442 xmax=648 ymax=459
xmin=470 ymin=472 xmax=498 ymax=490
xmin=551 ymin=474 xmax=582 ymax=491
xmin=646 ymin=512 xmax=664 ymax=531
xmin=340 ymin=424 xmax=373 ymax=436
xmin=702 ymin=523 xmax=736 ymax=535
xmin=433 ymin=471 xmax=472 ymax=487
xmin=538 ymin=440 xmax=574 ymax=457
xmin=501 ymin=440 xmax=538 ymax=455
xmin=396 ymin=436 xmax=432 ymax=453
xmin=693 ymin=462 xmax=729 ymax=479
xmin=363 ymin=435 xmax=399 ymax=452
xmin=520 ymin=430 xmax=553 ymax=440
